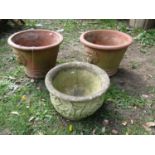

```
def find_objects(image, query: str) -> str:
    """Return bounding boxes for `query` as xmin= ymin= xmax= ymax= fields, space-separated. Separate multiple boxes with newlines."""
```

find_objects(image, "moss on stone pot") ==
xmin=45 ymin=62 xmax=110 ymax=120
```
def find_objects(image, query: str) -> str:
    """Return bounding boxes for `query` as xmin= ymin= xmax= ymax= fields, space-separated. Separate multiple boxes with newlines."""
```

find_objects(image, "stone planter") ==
xmin=45 ymin=62 xmax=110 ymax=120
xmin=8 ymin=29 xmax=63 ymax=78
xmin=80 ymin=30 xmax=133 ymax=76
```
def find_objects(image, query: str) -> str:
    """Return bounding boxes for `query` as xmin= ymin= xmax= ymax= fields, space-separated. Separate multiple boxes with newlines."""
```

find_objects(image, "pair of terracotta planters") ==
xmin=8 ymin=29 xmax=132 ymax=78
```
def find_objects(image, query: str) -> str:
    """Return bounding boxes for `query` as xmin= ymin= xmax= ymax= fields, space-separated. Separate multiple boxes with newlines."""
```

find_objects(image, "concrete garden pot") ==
xmin=8 ymin=29 xmax=63 ymax=78
xmin=45 ymin=62 xmax=110 ymax=120
xmin=80 ymin=30 xmax=133 ymax=76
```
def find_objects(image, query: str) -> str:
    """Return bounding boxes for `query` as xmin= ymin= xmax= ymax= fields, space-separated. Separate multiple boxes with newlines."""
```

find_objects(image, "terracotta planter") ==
xmin=45 ymin=62 xmax=110 ymax=120
xmin=8 ymin=29 xmax=63 ymax=78
xmin=80 ymin=30 xmax=133 ymax=76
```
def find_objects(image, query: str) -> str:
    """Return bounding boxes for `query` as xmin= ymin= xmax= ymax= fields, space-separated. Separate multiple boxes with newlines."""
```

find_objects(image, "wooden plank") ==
xmin=129 ymin=19 xmax=155 ymax=29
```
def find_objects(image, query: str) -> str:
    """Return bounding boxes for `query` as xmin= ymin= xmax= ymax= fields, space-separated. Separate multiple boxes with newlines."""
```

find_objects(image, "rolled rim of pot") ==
xmin=8 ymin=29 xmax=63 ymax=51
xmin=80 ymin=29 xmax=133 ymax=50
xmin=45 ymin=62 xmax=110 ymax=102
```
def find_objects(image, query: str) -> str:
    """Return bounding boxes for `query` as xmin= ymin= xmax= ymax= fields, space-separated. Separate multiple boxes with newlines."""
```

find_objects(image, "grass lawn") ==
xmin=0 ymin=19 xmax=155 ymax=135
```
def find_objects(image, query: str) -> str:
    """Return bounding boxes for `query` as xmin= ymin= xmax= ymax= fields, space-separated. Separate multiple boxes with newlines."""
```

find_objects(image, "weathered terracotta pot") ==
xmin=8 ymin=29 xmax=63 ymax=78
xmin=45 ymin=62 xmax=110 ymax=120
xmin=80 ymin=30 xmax=133 ymax=76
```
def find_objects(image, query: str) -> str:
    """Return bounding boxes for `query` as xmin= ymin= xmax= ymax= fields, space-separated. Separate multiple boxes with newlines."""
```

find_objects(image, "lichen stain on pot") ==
xmin=80 ymin=30 xmax=133 ymax=76
xmin=45 ymin=62 xmax=110 ymax=120
xmin=84 ymin=46 xmax=127 ymax=75
xmin=53 ymin=69 xmax=102 ymax=97
xmin=8 ymin=29 xmax=63 ymax=79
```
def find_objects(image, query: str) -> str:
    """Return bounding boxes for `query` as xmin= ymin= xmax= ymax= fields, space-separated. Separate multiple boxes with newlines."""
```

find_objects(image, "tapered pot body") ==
xmin=8 ymin=29 xmax=63 ymax=78
xmin=80 ymin=30 xmax=133 ymax=76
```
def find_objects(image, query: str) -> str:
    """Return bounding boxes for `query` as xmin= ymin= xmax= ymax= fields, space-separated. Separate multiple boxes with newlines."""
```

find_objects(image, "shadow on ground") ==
xmin=111 ymin=68 xmax=148 ymax=96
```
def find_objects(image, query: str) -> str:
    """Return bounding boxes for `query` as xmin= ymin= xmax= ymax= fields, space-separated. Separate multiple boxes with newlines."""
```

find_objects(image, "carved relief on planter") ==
xmin=8 ymin=29 xmax=63 ymax=78
xmin=45 ymin=62 xmax=110 ymax=120
xmin=80 ymin=30 xmax=133 ymax=76
xmin=12 ymin=48 xmax=27 ymax=66
xmin=50 ymin=93 xmax=104 ymax=120
xmin=84 ymin=46 xmax=99 ymax=64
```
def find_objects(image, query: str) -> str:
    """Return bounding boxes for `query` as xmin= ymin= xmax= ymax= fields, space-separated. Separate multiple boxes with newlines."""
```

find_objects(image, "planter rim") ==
xmin=8 ymin=29 xmax=63 ymax=51
xmin=80 ymin=29 xmax=133 ymax=50
xmin=45 ymin=62 xmax=110 ymax=102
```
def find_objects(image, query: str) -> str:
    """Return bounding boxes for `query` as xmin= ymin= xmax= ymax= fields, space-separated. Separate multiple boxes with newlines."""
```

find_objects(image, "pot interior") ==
xmin=52 ymin=68 xmax=102 ymax=97
xmin=11 ymin=30 xmax=60 ymax=47
xmin=84 ymin=31 xmax=130 ymax=46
